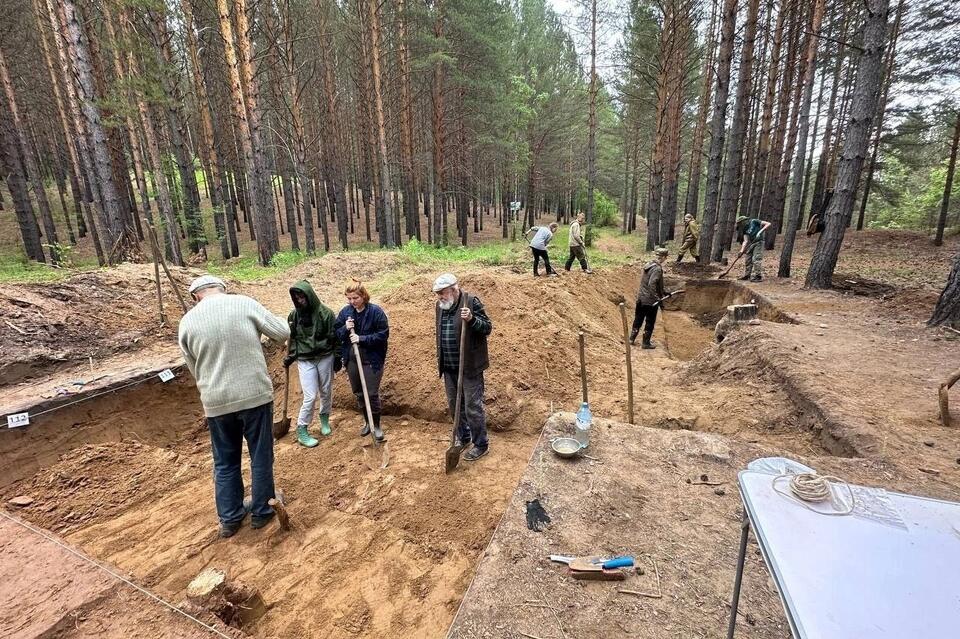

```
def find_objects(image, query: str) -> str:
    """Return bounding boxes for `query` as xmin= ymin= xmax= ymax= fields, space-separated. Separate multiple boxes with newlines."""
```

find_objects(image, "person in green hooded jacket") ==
xmin=285 ymin=280 xmax=339 ymax=447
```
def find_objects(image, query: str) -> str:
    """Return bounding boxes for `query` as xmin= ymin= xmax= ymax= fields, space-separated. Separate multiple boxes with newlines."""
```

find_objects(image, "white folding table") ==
xmin=727 ymin=469 xmax=960 ymax=638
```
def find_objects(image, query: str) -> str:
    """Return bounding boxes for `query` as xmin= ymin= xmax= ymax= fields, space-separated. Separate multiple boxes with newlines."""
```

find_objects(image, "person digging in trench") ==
xmin=434 ymin=273 xmax=493 ymax=462
xmin=285 ymin=280 xmax=339 ymax=448
xmin=565 ymin=212 xmax=594 ymax=274
xmin=334 ymin=279 xmax=388 ymax=442
xmin=630 ymin=247 xmax=675 ymax=349
xmin=177 ymin=275 xmax=290 ymax=538
xmin=524 ymin=222 xmax=559 ymax=277
xmin=676 ymin=213 xmax=700 ymax=262
xmin=735 ymin=215 xmax=772 ymax=282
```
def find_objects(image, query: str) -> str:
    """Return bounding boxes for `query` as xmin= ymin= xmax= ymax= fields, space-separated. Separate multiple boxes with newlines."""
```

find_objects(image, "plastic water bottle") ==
xmin=574 ymin=402 xmax=592 ymax=449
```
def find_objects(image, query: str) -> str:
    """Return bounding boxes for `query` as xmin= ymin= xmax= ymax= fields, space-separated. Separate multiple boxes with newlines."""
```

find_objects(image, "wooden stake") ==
xmin=578 ymin=330 xmax=588 ymax=404
xmin=147 ymin=224 xmax=189 ymax=313
xmin=147 ymin=224 xmax=168 ymax=325
xmin=939 ymin=366 xmax=960 ymax=428
xmin=618 ymin=303 xmax=634 ymax=424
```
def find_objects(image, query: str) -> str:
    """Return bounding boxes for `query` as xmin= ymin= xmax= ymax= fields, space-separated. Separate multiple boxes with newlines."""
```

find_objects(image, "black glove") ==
xmin=283 ymin=355 xmax=296 ymax=368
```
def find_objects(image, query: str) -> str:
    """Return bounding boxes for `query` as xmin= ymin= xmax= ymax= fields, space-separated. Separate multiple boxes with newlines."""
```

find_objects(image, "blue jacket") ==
xmin=334 ymin=303 xmax=389 ymax=371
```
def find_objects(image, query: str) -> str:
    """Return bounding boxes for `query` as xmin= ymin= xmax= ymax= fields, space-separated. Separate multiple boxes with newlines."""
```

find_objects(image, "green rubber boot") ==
xmin=320 ymin=414 xmax=332 ymax=436
xmin=297 ymin=424 xmax=318 ymax=448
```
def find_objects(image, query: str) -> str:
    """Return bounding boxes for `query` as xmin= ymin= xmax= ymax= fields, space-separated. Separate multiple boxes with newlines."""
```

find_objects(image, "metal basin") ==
xmin=551 ymin=437 xmax=582 ymax=459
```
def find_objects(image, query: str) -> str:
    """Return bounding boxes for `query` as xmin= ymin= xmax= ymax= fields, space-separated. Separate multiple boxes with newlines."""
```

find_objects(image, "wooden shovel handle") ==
xmin=350 ymin=328 xmax=378 ymax=444
xmin=452 ymin=312 xmax=468 ymax=444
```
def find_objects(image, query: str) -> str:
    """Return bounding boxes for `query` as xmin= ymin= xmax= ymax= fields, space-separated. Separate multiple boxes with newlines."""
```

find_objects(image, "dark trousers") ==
xmin=207 ymin=402 xmax=275 ymax=524
xmin=565 ymin=245 xmax=588 ymax=271
xmin=442 ymin=370 xmax=489 ymax=451
xmin=347 ymin=358 xmax=383 ymax=418
xmin=632 ymin=304 xmax=658 ymax=342
xmin=531 ymin=248 xmax=555 ymax=276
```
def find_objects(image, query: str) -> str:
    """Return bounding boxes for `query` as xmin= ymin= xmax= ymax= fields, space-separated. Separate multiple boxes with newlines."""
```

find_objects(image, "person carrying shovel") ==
xmin=630 ymin=247 xmax=675 ymax=350
xmin=285 ymin=280 xmax=339 ymax=448
xmin=334 ymin=279 xmax=389 ymax=442
xmin=434 ymin=273 xmax=493 ymax=463
xmin=735 ymin=215 xmax=772 ymax=282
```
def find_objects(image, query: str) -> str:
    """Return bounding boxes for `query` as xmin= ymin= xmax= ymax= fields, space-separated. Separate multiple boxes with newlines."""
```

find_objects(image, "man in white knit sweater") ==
xmin=178 ymin=275 xmax=290 ymax=538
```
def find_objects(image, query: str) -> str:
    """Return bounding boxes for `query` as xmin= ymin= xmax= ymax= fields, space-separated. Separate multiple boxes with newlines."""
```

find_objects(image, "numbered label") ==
xmin=7 ymin=412 xmax=29 ymax=429
xmin=158 ymin=369 xmax=175 ymax=383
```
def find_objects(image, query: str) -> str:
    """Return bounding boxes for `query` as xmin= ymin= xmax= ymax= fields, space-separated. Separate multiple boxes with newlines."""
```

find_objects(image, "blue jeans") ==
xmin=443 ymin=370 xmax=489 ymax=451
xmin=207 ymin=402 xmax=275 ymax=524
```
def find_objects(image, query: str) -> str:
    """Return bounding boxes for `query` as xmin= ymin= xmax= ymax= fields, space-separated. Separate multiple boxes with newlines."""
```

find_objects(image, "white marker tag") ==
xmin=158 ymin=369 xmax=175 ymax=383
xmin=7 ymin=412 xmax=29 ymax=429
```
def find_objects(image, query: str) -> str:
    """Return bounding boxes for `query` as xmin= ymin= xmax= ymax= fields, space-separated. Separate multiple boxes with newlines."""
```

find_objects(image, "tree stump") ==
xmin=184 ymin=568 xmax=267 ymax=629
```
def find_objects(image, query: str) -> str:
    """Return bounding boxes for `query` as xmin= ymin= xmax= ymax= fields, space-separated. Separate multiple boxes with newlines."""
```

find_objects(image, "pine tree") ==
xmin=806 ymin=0 xmax=892 ymax=289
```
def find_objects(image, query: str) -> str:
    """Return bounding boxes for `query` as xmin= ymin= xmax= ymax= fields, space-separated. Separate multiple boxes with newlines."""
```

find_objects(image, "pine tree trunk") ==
xmin=431 ymin=0 xmax=446 ymax=247
xmin=929 ymin=253 xmax=960 ymax=328
xmin=366 ymin=0 xmax=396 ymax=248
xmin=45 ymin=0 xmax=102 ymax=262
xmin=934 ymin=113 xmax=960 ymax=247
xmin=683 ymin=0 xmax=719 ymax=219
xmin=59 ymin=0 xmax=127 ymax=260
xmin=315 ymin=0 xmax=349 ymax=250
xmin=234 ymin=0 xmax=279 ymax=263
xmin=810 ymin=0 xmax=853 ymax=220
xmin=767 ymin=4 xmax=809 ymax=250
xmin=0 ymin=104 xmax=44 ymax=262
xmin=856 ymin=0 xmax=905 ymax=231
xmin=745 ymin=0 xmax=788 ymax=220
xmin=712 ymin=0 xmax=761 ymax=261
xmin=779 ymin=0 xmax=826 ymax=277
xmin=586 ymin=0 xmax=597 ymax=229
xmin=152 ymin=8 xmax=205 ymax=255
xmin=395 ymin=0 xmax=419 ymax=241
xmin=0 ymin=44 xmax=60 ymax=263
xmin=33 ymin=0 xmax=90 ymax=244
xmin=182 ymin=0 xmax=231 ymax=259
xmin=698 ymin=0 xmax=738 ymax=263
xmin=805 ymin=0 xmax=891 ymax=289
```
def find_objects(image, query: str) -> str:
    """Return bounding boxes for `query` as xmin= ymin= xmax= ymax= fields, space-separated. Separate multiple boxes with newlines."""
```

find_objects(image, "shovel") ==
xmin=718 ymin=229 xmax=765 ymax=279
xmin=351 ymin=328 xmax=388 ymax=469
xmin=444 ymin=318 xmax=469 ymax=474
xmin=272 ymin=365 xmax=292 ymax=439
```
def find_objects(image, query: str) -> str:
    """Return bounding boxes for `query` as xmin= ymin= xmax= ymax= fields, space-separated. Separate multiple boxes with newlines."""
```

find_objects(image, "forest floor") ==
xmin=1 ymin=228 xmax=959 ymax=638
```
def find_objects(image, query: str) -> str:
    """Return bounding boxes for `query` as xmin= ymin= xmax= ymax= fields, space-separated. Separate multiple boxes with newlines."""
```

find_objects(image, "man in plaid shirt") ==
xmin=433 ymin=273 xmax=493 ymax=461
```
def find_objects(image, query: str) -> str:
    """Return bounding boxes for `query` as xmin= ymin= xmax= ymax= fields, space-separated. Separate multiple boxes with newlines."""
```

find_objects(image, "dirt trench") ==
xmin=0 ymin=265 xmax=862 ymax=638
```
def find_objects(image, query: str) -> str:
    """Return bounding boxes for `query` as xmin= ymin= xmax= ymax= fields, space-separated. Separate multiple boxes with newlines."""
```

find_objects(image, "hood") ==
xmin=290 ymin=280 xmax=321 ymax=312
xmin=643 ymin=260 xmax=660 ymax=273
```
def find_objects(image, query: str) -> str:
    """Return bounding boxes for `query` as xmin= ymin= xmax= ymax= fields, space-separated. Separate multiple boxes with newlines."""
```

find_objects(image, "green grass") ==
xmin=0 ymin=255 xmax=101 ymax=284
xmin=398 ymin=238 xmax=525 ymax=267
xmin=206 ymin=250 xmax=314 ymax=282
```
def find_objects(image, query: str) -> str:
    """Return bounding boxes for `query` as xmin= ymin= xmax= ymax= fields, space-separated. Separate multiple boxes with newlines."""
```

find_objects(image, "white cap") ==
xmin=188 ymin=275 xmax=226 ymax=294
xmin=432 ymin=273 xmax=458 ymax=292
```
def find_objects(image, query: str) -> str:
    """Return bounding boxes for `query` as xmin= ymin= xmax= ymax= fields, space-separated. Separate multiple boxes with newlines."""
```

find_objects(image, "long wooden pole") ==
xmin=148 ymin=226 xmax=167 ymax=325
xmin=578 ymin=330 xmax=588 ymax=404
xmin=618 ymin=303 xmax=634 ymax=424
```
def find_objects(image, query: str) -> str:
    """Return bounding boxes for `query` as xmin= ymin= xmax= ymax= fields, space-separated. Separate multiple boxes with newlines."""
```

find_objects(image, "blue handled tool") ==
xmin=601 ymin=556 xmax=634 ymax=570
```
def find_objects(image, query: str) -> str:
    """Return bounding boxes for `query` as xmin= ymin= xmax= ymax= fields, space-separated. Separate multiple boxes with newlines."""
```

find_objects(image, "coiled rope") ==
xmin=772 ymin=472 xmax=855 ymax=516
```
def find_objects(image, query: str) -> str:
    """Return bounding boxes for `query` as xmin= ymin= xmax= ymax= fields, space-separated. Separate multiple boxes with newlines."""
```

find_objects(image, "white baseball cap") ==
xmin=188 ymin=275 xmax=226 ymax=294
xmin=432 ymin=273 xmax=458 ymax=292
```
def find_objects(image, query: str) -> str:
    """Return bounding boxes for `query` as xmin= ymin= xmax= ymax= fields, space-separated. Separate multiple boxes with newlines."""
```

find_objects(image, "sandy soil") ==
xmin=1 ymin=229 xmax=959 ymax=638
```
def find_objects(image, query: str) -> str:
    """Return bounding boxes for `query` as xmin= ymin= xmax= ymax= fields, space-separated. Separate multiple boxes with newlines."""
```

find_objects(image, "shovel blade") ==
xmin=272 ymin=417 xmax=291 ymax=440
xmin=444 ymin=444 xmax=466 ymax=474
